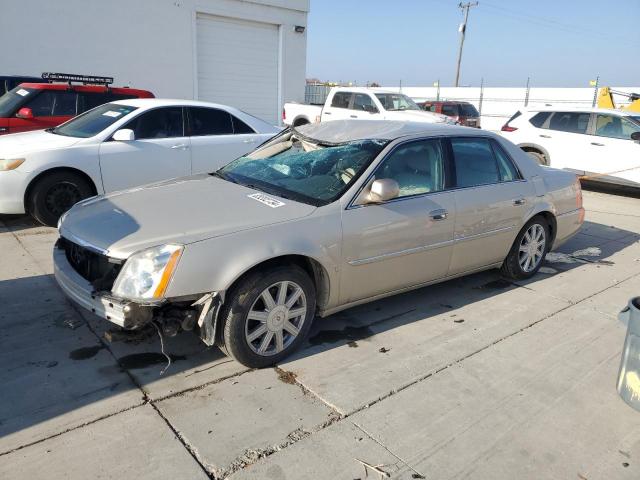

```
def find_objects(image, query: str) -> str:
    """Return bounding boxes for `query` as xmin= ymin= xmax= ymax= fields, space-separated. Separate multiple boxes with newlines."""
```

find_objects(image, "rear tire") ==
xmin=525 ymin=150 xmax=547 ymax=166
xmin=220 ymin=265 xmax=316 ymax=368
xmin=28 ymin=171 xmax=94 ymax=227
xmin=293 ymin=118 xmax=310 ymax=128
xmin=501 ymin=216 xmax=550 ymax=280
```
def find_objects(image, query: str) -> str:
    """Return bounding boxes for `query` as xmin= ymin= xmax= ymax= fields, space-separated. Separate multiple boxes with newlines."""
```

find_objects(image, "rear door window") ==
xmin=188 ymin=107 xmax=233 ymax=136
xmin=451 ymin=137 xmax=500 ymax=188
xmin=78 ymin=92 xmax=110 ymax=112
xmin=330 ymin=92 xmax=351 ymax=109
xmin=548 ymin=112 xmax=590 ymax=134
xmin=352 ymin=93 xmax=378 ymax=113
xmin=125 ymin=107 xmax=184 ymax=139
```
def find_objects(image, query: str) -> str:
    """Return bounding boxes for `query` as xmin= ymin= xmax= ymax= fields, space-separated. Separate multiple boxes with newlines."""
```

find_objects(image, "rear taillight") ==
xmin=575 ymin=178 xmax=583 ymax=208
xmin=282 ymin=108 xmax=286 ymax=121
xmin=501 ymin=125 xmax=518 ymax=132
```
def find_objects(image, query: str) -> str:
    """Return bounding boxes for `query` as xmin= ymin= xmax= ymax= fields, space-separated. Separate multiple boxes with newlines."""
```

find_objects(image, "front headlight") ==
xmin=0 ymin=158 xmax=26 ymax=171
xmin=112 ymin=244 xmax=183 ymax=301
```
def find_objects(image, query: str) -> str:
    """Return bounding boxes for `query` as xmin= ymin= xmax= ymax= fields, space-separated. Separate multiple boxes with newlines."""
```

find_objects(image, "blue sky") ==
xmin=306 ymin=0 xmax=640 ymax=87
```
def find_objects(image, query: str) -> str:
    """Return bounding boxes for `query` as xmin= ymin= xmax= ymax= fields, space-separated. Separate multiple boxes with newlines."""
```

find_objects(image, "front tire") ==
xmin=220 ymin=265 xmax=316 ymax=368
xmin=501 ymin=216 xmax=550 ymax=280
xmin=28 ymin=172 xmax=94 ymax=226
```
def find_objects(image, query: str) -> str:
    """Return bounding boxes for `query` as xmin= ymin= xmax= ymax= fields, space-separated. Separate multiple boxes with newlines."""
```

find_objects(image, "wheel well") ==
xmin=535 ymin=211 xmax=557 ymax=247
xmin=293 ymin=117 xmax=310 ymax=127
xmin=227 ymin=255 xmax=331 ymax=311
xmin=24 ymin=167 xmax=98 ymax=212
xmin=519 ymin=145 xmax=549 ymax=165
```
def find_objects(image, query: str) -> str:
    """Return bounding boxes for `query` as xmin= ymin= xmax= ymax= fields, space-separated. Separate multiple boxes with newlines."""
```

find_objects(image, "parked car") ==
xmin=54 ymin=120 xmax=584 ymax=368
xmin=419 ymin=100 xmax=481 ymax=128
xmin=283 ymin=87 xmax=453 ymax=127
xmin=0 ymin=99 xmax=280 ymax=225
xmin=500 ymin=107 xmax=640 ymax=189
xmin=1 ymin=75 xmax=47 ymax=96
xmin=0 ymin=73 xmax=154 ymax=136
xmin=618 ymin=297 xmax=640 ymax=412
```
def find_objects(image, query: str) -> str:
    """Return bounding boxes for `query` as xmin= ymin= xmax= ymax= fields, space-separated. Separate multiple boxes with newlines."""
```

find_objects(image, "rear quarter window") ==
xmin=529 ymin=112 xmax=551 ymax=128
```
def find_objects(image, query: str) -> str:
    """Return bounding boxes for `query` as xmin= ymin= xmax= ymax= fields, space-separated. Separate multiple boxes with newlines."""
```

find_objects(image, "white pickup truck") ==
xmin=283 ymin=87 xmax=453 ymax=127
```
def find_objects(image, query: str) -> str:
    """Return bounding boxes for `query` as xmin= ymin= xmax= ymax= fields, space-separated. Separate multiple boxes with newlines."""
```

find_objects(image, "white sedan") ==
xmin=0 ymin=99 xmax=280 ymax=225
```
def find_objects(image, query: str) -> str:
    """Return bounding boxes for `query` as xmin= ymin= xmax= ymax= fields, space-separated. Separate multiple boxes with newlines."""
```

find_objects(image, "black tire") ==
xmin=526 ymin=150 xmax=547 ymax=166
xmin=28 ymin=171 xmax=94 ymax=226
xmin=220 ymin=265 xmax=316 ymax=368
xmin=501 ymin=216 xmax=550 ymax=280
xmin=293 ymin=118 xmax=310 ymax=127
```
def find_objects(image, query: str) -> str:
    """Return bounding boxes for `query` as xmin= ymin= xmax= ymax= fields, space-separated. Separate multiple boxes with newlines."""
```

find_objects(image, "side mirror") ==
xmin=112 ymin=129 xmax=135 ymax=141
xmin=367 ymin=178 xmax=399 ymax=203
xmin=16 ymin=107 xmax=34 ymax=120
xmin=631 ymin=132 xmax=640 ymax=142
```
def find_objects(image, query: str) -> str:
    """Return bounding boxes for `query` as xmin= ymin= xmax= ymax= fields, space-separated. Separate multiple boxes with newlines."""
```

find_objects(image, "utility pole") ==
xmin=454 ymin=1 xmax=478 ymax=87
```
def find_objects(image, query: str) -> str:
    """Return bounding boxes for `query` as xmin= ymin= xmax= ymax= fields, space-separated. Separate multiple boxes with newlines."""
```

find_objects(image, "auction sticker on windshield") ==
xmin=248 ymin=193 xmax=285 ymax=208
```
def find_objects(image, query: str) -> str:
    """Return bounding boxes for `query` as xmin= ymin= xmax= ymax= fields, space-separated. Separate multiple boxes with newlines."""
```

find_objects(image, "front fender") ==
xmin=165 ymin=205 xmax=342 ymax=309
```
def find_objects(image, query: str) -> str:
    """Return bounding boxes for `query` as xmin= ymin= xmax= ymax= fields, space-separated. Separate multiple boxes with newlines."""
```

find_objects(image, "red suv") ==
xmin=0 ymin=73 xmax=154 ymax=135
xmin=419 ymin=100 xmax=481 ymax=128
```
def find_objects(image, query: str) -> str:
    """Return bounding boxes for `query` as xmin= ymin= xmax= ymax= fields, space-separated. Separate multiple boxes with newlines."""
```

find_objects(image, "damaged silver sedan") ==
xmin=54 ymin=120 xmax=584 ymax=367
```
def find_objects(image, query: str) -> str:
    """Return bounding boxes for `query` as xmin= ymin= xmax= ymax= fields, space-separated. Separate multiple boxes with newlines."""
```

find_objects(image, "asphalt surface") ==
xmin=1 ymin=190 xmax=639 ymax=479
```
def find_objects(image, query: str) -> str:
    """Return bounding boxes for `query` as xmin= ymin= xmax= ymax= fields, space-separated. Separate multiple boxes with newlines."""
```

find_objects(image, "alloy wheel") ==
xmin=518 ymin=223 xmax=546 ymax=272
xmin=245 ymin=281 xmax=307 ymax=356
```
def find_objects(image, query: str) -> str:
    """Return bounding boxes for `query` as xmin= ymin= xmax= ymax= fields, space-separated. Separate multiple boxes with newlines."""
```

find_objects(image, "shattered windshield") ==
xmin=217 ymin=132 xmax=388 ymax=206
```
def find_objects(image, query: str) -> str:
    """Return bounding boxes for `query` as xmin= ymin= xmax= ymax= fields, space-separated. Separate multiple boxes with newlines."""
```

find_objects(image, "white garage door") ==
xmin=196 ymin=14 xmax=279 ymax=125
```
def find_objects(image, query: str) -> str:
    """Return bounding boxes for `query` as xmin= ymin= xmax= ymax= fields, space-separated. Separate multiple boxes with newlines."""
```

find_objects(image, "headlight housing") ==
xmin=0 ymin=158 xmax=26 ymax=171
xmin=112 ymin=244 xmax=183 ymax=301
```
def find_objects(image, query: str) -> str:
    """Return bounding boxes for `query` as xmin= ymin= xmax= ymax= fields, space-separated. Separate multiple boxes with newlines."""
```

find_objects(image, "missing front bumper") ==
xmin=53 ymin=247 xmax=153 ymax=329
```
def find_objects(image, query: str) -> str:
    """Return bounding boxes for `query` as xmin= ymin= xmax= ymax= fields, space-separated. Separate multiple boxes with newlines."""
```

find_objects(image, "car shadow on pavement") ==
xmin=0 ymin=220 xmax=636 ymax=453
xmin=0 ymin=214 xmax=43 ymax=234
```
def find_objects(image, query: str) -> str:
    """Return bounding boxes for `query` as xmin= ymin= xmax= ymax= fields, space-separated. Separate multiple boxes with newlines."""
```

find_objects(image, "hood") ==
xmin=0 ymin=129 xmax=81 ymax=157
xmin=385 ymin=110 xmax=452 ymax=124
xmin=60 ymin=175 xmax=316 ymax=258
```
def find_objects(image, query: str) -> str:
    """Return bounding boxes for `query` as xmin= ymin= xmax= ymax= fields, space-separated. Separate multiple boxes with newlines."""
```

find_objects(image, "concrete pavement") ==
xmin=1 ymin=191 xmax=639 ymax=479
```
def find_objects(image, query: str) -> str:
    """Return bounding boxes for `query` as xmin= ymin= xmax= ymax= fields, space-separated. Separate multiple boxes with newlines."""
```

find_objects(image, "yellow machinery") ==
xmin=597 ymin=86 xmax=640 ymax=112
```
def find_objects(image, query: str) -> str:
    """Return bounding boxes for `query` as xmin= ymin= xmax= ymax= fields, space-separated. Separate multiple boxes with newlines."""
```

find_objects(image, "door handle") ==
xmin=429 ymin=209 xmax=448 ymax=221
xmin=514 ymin=198 xmax=526 ymax=206
xmin=243 ymin=139 xmax=256 ymax=144
xmin=591 ymin=142 xmax=605 ymax=146
xmin=324 ymin=112 xmax=332 ymax=115
xmin=539 ymin=135 xmax=552 ymax=138
xmin=171 ymin=144 xmax=189 ymax=149
xmin=350 ymin=115 xmax=358 ymax=119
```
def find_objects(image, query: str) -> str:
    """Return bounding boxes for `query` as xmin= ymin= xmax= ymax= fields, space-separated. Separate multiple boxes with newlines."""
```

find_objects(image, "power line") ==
xmin=481 ymin=1 xmax=640 ymax=47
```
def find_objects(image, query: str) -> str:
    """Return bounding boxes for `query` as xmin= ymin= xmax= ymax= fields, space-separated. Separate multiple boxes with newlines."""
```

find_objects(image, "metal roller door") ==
xmin=196 ymin=13 xmax=279 ymax=125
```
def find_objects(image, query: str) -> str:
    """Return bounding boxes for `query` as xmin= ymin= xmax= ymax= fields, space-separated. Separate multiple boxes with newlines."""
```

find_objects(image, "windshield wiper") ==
xmin=45 ymin=127 xmax=59 ymax=135
xmin=210 ymin=171 xmax=237 ymax=184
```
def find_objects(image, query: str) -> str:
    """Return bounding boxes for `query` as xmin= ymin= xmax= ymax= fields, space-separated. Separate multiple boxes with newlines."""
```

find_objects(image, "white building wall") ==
xmin=0 ymin=0 xmax=308 ymax=123
xmin=376 ymin=86 xmax=640 ymax=131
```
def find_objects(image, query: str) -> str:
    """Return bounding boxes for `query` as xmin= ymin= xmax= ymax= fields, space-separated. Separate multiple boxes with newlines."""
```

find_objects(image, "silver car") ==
xmin=54 ymin=120 xmax=585 ymax=367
